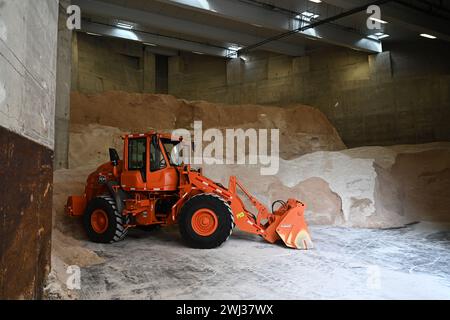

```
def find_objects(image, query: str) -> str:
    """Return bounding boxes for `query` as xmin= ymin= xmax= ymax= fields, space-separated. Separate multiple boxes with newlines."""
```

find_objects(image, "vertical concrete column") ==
xmin=168 ymin=55 xmax=184 ymax=95
xmin=143 ymin=47 xmax=156 ymax=93
xmin=226 ymin=58 xmax=244 ymax=103
xmin=226 ymin=58 xmax=244 ymax=86
xmin=54 ymin=0 xmax=72 ymax=169
xmin=369 ymin=51 xmax=392 ymax=82
xmin=71 ymin=32 xmax=79 ymax=91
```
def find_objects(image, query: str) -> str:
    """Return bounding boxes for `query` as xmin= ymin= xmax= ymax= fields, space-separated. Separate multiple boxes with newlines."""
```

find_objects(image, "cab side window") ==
xmin=128 ymin=138 xmax=147 ymax=181
xmin=150 ymin=137 xmax=166 ymax=171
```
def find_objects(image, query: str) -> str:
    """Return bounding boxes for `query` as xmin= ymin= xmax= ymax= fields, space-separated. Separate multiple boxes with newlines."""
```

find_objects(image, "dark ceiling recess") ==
xmin=238 ymin=0 xmax=394 ymax=55
xmin=396 ymin=0 xmax=450 ymax=20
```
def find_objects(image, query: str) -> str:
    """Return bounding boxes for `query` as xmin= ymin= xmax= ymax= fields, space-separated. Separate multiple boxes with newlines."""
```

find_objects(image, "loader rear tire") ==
xmin=179 ymin=194 xmax=234 ymax=249
xmin=83 ymin=195 xmax=129 ymax=243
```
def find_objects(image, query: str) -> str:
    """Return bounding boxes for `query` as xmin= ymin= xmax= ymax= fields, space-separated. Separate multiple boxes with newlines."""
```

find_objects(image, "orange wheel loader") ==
xmin=65 ymin=131 xmax=313 ymax=249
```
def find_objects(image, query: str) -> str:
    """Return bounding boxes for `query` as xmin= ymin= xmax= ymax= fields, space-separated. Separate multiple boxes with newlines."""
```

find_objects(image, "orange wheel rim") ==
xmin=191 ymin=209 xmax=218 ymax=236
xmin=91 ymin=209 xmax=109 ymax=234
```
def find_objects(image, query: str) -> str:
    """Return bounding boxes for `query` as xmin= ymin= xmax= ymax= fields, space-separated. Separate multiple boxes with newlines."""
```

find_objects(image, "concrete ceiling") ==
xmin=73 ymin=0 xmax=450 ymax=58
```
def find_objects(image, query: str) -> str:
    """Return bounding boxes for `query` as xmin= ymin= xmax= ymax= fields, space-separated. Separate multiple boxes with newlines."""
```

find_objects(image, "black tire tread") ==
xmin=179 ymin=193 xmax=234 ymax=249
xmin=83 ymin=195 xmax=129 ymax=243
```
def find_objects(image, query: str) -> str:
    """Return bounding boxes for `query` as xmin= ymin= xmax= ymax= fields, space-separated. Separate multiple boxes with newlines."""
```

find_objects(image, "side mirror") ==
xmin=109 ymin=148 xmax=120 ymax=166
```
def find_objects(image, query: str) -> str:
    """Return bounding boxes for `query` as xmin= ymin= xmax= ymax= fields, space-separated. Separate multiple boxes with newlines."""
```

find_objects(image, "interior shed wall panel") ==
xmin=0 ymin=127 xmax=53 ymax=299
xmin=0 ymin=0 xmax=58 ymax=299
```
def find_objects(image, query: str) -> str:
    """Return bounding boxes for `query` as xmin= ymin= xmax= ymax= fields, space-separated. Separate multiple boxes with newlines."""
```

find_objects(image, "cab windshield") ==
xmin=161 ymin=138 xmax=182 ymax=166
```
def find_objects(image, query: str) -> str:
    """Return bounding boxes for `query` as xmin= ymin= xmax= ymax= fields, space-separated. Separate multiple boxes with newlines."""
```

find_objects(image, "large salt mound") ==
xmin=202 ymin=143 xmax=450 ymax=228
xmin=70 ymin=91 xmax=346 ymax=159
xmin=69 ymin=124 xmax=124 ymax=168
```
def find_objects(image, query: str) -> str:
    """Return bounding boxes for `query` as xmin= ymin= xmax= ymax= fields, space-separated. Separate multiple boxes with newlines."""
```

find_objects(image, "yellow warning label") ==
xmin=236 ymin=212 xmax=245 ymax=219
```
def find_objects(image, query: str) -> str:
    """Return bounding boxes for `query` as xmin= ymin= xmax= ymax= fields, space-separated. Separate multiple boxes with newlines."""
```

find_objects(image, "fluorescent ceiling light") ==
xmin=228 ymin=44 xmax=242 ymax=51
xmin=301 ymin=11 xmax=319 ymax=18
xmin=309 ymin=0 xmax=322 ymax=3
xmin=369 ymin=17 xmax=388 ymax=24
xmin=192 ymin=51 xmax=204 ymax=55
xmin=144 ymin=43 xmax=157 ymax=46
xmin=420 ymin=33 xmax=437 ymax=39
xmin=368 ymin=33 xmax=389 ymax=40
xmin=86 ymin=32 xmax=101 ymax=36
xmin=116 ymin=22 xmax=134 ymax=30
xmin=377 ymin=34 xmax=390 ymax=39
xmin=297 ymin=11 xmax=320 ymax=21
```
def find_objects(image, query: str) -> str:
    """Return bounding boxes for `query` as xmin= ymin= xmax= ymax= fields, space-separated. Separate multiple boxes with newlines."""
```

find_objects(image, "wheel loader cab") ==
xmin=120 ymin=133 xmax=180 ymax=192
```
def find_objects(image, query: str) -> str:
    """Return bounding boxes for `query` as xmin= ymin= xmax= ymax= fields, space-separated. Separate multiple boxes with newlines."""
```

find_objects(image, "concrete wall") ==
xmin=72 ymin=32 xmax=156 ymax=93
xmin=168 ymin=43 xmax=450 ymax=147
xmin=0 ymin=0 xmax=58 ymax=299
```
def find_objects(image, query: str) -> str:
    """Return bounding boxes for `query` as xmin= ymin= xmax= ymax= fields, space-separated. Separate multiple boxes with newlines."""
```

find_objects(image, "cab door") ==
xmin=146 ymin=135 xmax=178 ymax=191
xmin=121 ymin=137 xmax=147 ymax=190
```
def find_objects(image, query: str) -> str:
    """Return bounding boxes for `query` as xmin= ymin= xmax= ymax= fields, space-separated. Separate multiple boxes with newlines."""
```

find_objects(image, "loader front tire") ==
xmin=179 ymin=194 xmax=234 ymax=249
xmin=83 ymin=195 xmax=129 ymax=243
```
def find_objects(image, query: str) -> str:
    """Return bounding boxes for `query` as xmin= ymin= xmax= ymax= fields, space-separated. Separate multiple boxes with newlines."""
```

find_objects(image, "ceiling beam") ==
xmin=73 ymin=0 xmax=305 ymax=56
xmin=80 ymin=21 xmax=228 ymax=57
xmin=156 ymin=0 xmax=382 ymax=53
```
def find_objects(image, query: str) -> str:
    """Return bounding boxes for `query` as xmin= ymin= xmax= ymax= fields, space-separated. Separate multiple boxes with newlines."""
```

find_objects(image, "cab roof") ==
xmin=122 ymin=131 xmax=182 ymax=141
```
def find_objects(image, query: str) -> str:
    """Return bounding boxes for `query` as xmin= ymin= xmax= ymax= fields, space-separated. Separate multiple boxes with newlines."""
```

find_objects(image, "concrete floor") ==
xmin=78 ymin=223 xmax=450 ymax=300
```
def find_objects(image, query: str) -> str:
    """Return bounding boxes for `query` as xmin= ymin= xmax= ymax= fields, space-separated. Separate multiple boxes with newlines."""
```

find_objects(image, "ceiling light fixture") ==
xmin=228 ymin=44 xmax=242 ymax=51
xmin=297 ymin=11 xmax=320 ymax=21
xmin=301 ymin=11 xmax=320 ymax=18
xmin=368 ymin=33 xmax=390 ymax=40
xmin=192 ymin=51 xmax=205 ymax=55
xmin=369 ymin=17 xmax=388 ymax=24
xmin=420 ymin=33 xmax=437 ymax=39
xmin=309 ymin=0 xmax=322 ymax=3
xmin=116 ymin=22 xmax=134 ymax=30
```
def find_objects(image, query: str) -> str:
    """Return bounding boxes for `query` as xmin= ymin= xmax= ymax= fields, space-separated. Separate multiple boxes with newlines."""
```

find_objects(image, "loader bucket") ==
xmin=275 ymin=204 xmax=313 ymax=250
